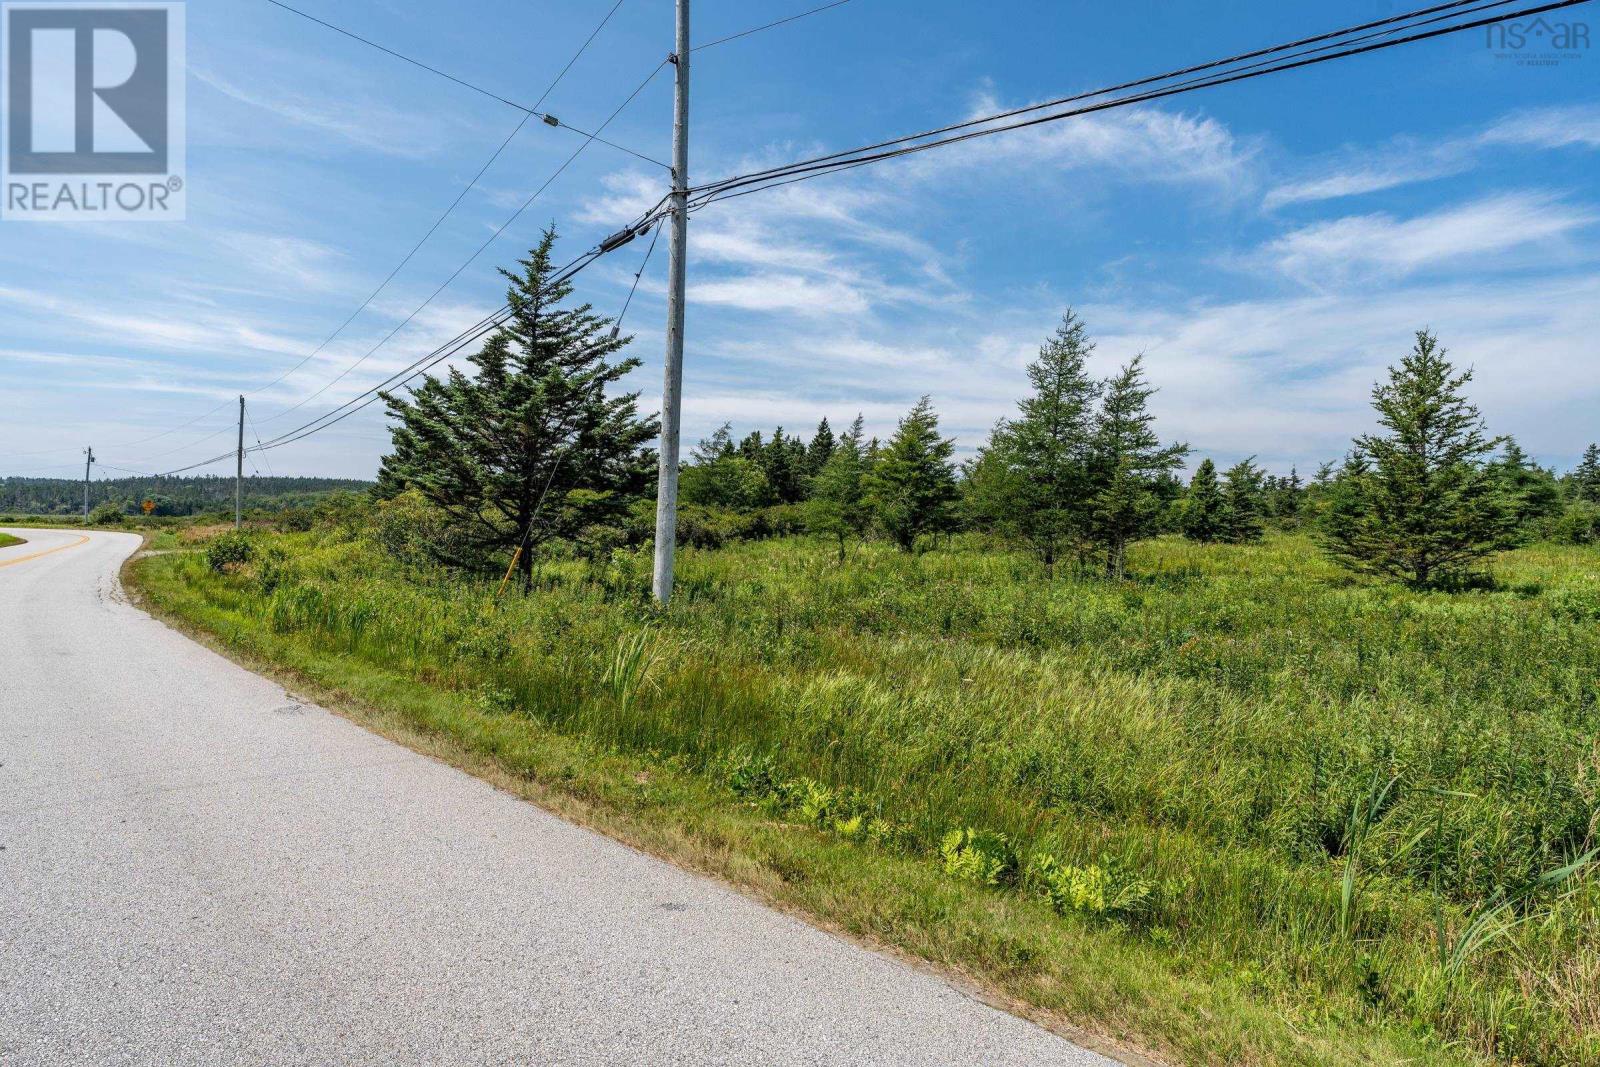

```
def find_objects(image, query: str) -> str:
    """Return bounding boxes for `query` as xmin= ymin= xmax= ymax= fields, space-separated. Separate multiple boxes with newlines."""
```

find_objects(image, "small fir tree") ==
xmin=1085 ymin=357 xmax=1187 ymax=576
xmin=964 ymin=312 xmax=1100 ymax=574
xmin=1221 ymin=456 xmax=1267 ymax=543
xmin=866 ymin=396 xmax=959 ymax=551
xmin=1492 ymin=438 xmax=1563 ymax=535
xmin=1567 ymin=443 xmax=1600 ymax=504
xmin=1181 ymin=459 xmax=1227 ymax=542
xmin=806 ymin=415 xmax=869 ymax=560
xmin=378 ymin=227 xmax=658 ymax=588
xmin=1319 ymin=330 xmax=1516 ymax=588
xmin=806 ymin=418 xmax=837 ymax=476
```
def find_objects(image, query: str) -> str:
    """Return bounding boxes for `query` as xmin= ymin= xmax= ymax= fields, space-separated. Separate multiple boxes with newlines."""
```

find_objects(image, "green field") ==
xmin=133 ymin=529 xmax=1600 ymax=1066
xmin=0 ymin=532 xmax=25 ymax=548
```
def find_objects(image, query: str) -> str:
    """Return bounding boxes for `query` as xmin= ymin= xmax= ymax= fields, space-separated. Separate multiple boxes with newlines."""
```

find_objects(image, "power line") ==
xmin=252 ymin=111 xmax=532 ymax=421
xmin=260 ymin=0 xmax=664 ymax=167
xmin=251 ymin=60 xmax=667 ymax=434
xmin=134 ymin=10 xmax=664 ymax=474
xmin=264 ymin=0 xmax=527 ymax=108
xmin=245 ymin=407 xmax=276 ymax=478
xmin=693 ymin=0 xmax=854 ymax=52
xmin=155 ymin=227 xmax=645 ymax=475
xmin=676 ymin=0 xmax=1584 ymax=211
xmin=614 ymin=218 xmax=664 ymax=333
xmin=92 ymin=1 xmax=651 ymax=464
xmin=686 ymin=0 xmax=1511 ymax=198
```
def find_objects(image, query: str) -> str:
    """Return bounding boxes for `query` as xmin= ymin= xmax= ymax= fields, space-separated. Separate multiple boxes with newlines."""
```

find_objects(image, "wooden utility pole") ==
xmin=234 ymin=395 xmax=245 ymax=530
xmin=82 ymin=446 xmax=94 ymax=522
xmin=651 ymin=0 xmax=690 ymax=605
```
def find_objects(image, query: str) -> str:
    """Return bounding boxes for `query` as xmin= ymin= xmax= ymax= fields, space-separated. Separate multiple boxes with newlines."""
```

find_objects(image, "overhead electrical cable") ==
xmin=661 ymin=0 xmax=1584 ymax=217
xmin=102 ymin=0 xmax=651 ymax=463
xmin=260 ymin=0 xmax=664 ymax=167
xmin=252 ymin=60 xmax=667 ymax=430
xmin=692 ymin=0 xmax=854 ymax=52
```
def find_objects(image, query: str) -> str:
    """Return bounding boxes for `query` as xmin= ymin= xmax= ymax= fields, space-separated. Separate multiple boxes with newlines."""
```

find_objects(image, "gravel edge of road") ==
xmin=115 ymin=541 xmax=1163 ymax=1067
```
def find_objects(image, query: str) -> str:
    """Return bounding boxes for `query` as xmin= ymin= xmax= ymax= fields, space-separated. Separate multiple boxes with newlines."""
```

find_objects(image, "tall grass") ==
xmin=152 ymin=530 xmax=1600 ymax=1064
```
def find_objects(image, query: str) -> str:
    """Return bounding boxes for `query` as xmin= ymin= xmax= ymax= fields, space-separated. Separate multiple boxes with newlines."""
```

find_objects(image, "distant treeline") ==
xmin=0 ymin=474 xmax=374 ymax=517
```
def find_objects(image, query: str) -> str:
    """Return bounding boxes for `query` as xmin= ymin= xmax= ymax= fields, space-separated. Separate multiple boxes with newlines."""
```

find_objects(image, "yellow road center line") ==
xmin=0 ymin=534 xmax=91 ymax=569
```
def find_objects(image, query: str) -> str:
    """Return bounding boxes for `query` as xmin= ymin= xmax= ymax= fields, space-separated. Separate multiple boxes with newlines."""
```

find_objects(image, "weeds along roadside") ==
xmin=138 ymin=526 xmax=1600 ymax=1066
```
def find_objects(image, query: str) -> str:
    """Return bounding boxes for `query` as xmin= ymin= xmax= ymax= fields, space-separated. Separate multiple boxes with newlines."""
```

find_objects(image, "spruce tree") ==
xmin=866 ymin=396 xmax=959 ymax=551
xmin=681 ymin=424 xmax=769 ymax=510
xmin=1221 ymin=456 xmax=1267 ymax=543
xmin=1492 ymin=438 xmax=1562 ymax=535
xmin=1570 ymin=443 xmax=1600 ymax=504
xmin=1274 ymin=466 xmax=1304 ymax=528
xmin=1320 ymin=330 xmax=1516 ymax=588
xmin=1086 ymin=357 xmax=1187 ymax=576
xmin=806 ymin=418 xmax=837 ymax=476
xmin=378 ymin=227 xmax=658 ymax=587
xmin=806 ymin=415 xmax=868 ymax=560
xmin=965 ymin=312 xmax=1100 ymax=575
xmin=1181 ymin=459 xmax=1226 ymax=542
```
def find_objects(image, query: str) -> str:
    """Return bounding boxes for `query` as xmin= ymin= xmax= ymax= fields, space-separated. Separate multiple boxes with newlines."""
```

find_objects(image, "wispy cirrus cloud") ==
xmin=1264 ymin=105 xmax=1600 ymax=210
xmin=191 ymin=65 xmax=447 ymax=159
xmin=1250 ymin=192 xmax=1598 ymax=286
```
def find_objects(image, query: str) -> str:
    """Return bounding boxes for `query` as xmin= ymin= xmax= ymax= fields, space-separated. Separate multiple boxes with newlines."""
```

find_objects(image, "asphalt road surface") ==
xmin=1 ymin=528 xmax=1113 ymax=1067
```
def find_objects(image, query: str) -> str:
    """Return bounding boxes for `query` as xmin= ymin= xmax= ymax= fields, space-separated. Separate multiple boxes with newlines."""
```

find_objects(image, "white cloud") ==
xmin=1264 ymin=105 xmax=1600 ymax=211
xmin=1478 ymin=104 xmax=1600 ymax=150
xmin=191 ymin=66 xmax=443 ymax=159
xmin=1251 ymin=193 xmax=1598 ymax=286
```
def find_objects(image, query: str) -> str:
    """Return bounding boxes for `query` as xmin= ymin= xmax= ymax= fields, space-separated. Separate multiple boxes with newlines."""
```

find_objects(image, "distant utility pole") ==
xmin=651 ymin=0 xmax=690 ymax=606
xmin=235 ymin=395 xmax=245 ymax=530
xmin=82 ymin=446 xmax=94 ymax=522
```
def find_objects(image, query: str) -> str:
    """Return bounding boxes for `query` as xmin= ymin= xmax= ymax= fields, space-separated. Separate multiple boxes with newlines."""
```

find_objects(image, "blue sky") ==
xmin=2 ymin=0 xmax=1597 ymax=481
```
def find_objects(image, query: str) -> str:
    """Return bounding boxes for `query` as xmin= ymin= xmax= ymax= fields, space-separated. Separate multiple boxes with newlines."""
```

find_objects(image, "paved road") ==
xmin=0 ymin=529 xmax=1112 ymax=1067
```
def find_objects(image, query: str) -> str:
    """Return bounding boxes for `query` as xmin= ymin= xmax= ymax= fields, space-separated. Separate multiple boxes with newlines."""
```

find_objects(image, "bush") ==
xmin=87 ymin=502 xmax=126 ymax=526
xmin=1552 ymin=501 xmax=1600 ymax=545
xmin=205 ymin=531 xmax=254 ymax=573
xmin=275 ymin=507 xmax=315 ymax=533
xmin=373 ymin=489 xmax=493 ymax=571
xmin=312 ymin=490 xmax=375 ymax=538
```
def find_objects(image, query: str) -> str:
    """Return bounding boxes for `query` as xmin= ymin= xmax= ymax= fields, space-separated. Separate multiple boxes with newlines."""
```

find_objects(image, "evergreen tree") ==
xmin=1221 ymin=456 xmax=1267 ymax=543
xmin=378 ymin=227 xmax=657 ymax=587
xmin=755 ymin=427 xmax=808 ymax=504
xmin=806 ymin=418 xmax=837 ymax=475
xmin=1085 ymin=357 xmax=1187 ymax=576
xmin=866 ymin=396 xmax=959 ymax=551
xmin=1320 ymin=330 xmax=1516 ymax=588
xmin=680 ymin=423 xmax=769 ymax=510
xmin=964 ymin=312 xmax=1100 ymax=574
xmin=1273 ymin=466 xmax=1304 ymax=528
xmin=1492 ymin=438 xmax=1563 ymax=534
xmin=1571 ymin=443 xmax=1600 ymax=504
xmin=806 ymin=415 xmax=869 ymax=560
xmin=738 ymin=430 xmax=764 ymax=462
xmin=1181 ymin=459 xmax=1227 ymax=542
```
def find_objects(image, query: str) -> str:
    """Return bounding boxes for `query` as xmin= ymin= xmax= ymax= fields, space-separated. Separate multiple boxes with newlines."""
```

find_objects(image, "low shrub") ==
xmin=87 ymin=502 xmax=126 ymax=526
xmin=204 ymin=531 xmax=254 ymax=573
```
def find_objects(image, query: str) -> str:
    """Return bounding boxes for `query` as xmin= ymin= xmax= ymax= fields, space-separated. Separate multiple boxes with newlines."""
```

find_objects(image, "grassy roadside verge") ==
xmin=0 ymin=532 xmax=26 ymax=548
xmin=126 ymin=546 xmax=1476 ymax=1067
